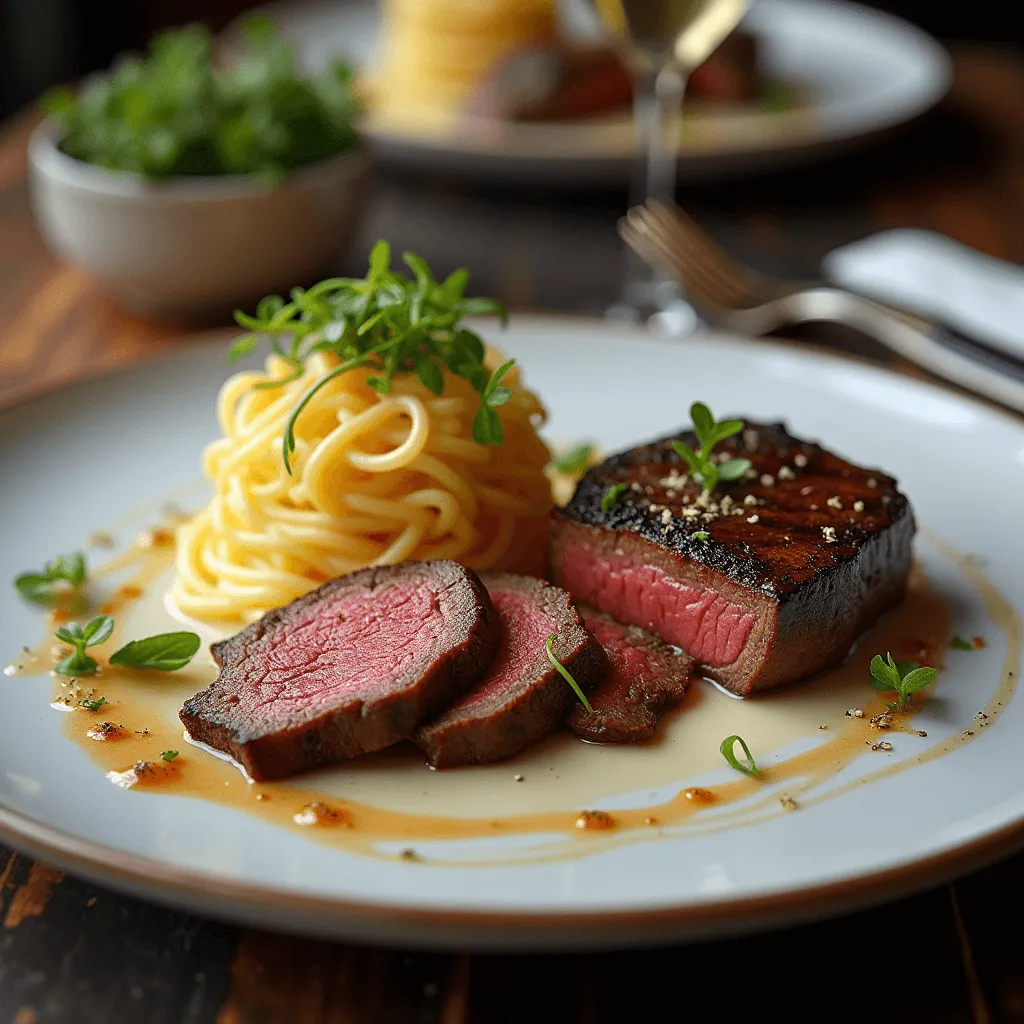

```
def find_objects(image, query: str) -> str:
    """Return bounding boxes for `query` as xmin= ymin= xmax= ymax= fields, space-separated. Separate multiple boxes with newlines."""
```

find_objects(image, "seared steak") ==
xmin=180 ymin=561 xmax=500 ymax=781
xmin=568 ymin=608 xmax=694 ymax=743
xmin=549 ymin=422 xmax=914 ymax=695
xmin=415 ymin=573 xmax=607 ymax=768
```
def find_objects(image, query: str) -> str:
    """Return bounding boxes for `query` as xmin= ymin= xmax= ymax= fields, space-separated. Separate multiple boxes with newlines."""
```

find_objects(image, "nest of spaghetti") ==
xmin=173 ymin=348 xmax=552 ymax=623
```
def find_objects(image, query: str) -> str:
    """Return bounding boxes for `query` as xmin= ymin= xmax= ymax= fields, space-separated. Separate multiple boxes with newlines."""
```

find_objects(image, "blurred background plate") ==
xmin=249 ymin=0 xmax=952 ymax=184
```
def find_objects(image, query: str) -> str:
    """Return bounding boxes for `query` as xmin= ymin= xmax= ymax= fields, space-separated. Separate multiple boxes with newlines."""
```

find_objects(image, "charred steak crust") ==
xmin=414 ymin=573 xmax=608 ymax=769
xmin=568 ymin=608 xmax=694 ymax=744
xmin=180 ymin=560 xmax=500 ymax=781
xmin=550 ymin=421 xmax=915 ymax=695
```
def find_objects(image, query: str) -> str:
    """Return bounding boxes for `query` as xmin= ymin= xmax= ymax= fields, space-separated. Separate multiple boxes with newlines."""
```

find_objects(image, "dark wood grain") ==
xmin=2 ymin=45 xmax=1024 ymax=1024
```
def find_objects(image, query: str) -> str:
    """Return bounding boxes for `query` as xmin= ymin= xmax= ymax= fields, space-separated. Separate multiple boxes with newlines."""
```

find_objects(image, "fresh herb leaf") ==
xmin=720 ymin=734 xmax=759 ymax=777
xmin=951 ymin=636 xmax=973 ymax=651
xmin=14 ymin=550 xmax=88 ymax=606
xmin=234 ymin=244 xmax=509 ymax=472
xmin=44 ymin=17 xmax=360 ymax=180
xmin=692 ymin=531 xmax=710 ymax=541
xmin=601 ymin=483 xmax=628 ymax=513
xmin=671 ymin=402 xmax=752 ymax=494
xmin=868 ymin=652 xmax=938 ymax=710
xmin=550 ymin=443 xmax=594 ymax=477
xmin=54 ymin=614 xmax=114 ymax=677
xmin=227 ymin=335 xmax=259 ymax=364
xmin=545 ymin=636 xmax=593 ymax=712
xmin=110 ymin=632 xmax=201 ymax=672
xmin=78 ymin=696 xmax=107 ymax=711
xmin=160 ymin=749 xmax=180 ymax=762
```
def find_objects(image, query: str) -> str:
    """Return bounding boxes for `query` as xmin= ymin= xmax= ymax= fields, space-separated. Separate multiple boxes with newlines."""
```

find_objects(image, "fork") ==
xmin=619 ymin=201 xmax=1024 ymax=414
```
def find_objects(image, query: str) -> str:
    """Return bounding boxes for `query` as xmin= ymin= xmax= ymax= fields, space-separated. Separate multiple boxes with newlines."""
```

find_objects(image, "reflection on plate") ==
xmin=251 ymin=0 xmax=951 ymax=182
xmin=1 ymin=319 xmax=1022 ymax=948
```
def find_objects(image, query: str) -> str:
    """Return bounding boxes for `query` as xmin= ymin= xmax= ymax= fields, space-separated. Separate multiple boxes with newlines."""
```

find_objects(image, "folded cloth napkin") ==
xmin=822 ymin=229 xmax=1024 ymax=362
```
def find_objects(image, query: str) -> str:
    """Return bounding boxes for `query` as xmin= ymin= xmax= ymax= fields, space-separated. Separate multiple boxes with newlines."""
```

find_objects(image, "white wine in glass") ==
xmin=579 ymin=0 xmax=754 ymax=321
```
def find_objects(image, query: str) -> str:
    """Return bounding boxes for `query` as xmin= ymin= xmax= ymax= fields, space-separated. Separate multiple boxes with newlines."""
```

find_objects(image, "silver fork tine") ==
xmin=620 ymin=201 xmax=771 ymax=310
xmin=620 ymin=208 xmax=746 ymax=308
xmin=644 ymin=202 xmax=767 ymax=307
xmin=631 ymin=208 xmax=751 ymax=307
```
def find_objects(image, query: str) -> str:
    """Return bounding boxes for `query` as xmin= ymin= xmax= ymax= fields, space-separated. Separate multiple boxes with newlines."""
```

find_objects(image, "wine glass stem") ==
xmin=634 ymin=63 xmax=687 ymax=208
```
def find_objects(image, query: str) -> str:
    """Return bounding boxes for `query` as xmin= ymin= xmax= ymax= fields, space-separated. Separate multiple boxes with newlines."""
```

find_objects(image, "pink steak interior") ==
xmin=244 ymin=582 xmax=443 ymax=720
xmin=560 ymin=543 xmax=754 ymax=666
xmin=452 ymin=590 xmax=552 ymax=713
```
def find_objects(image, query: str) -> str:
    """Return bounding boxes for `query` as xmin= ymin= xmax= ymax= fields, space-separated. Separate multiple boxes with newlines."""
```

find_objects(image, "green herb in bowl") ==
xmin=42 ymin=14 xmax=359 ymax=181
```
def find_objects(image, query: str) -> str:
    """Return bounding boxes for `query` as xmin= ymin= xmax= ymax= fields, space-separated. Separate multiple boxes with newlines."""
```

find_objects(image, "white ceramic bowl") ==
xmin=27 ymin=122 xmax=373 ymax=316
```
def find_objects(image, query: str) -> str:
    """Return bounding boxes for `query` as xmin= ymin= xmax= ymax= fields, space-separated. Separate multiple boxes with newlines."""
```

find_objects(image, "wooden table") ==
xmin=2 ymin=46 xmax=1024 ymax=1023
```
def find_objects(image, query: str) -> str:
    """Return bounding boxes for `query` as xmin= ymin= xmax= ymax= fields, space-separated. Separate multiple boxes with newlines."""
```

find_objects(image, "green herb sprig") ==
xmin=55 ymin=615 xmax=114 ymax=677
xmin=601 ymin=483 xmax=628 ymax=513
xmin=79 ymin=696 xmax=107 ymax=712
xmin=231 ymin=241 xmax=509 ymax=472
xmin=545 ymin=636 xmax=594 ymax=713
xmin=550 ymin=443 xmax=594 ymax=477
xmin=42 ymin=16 xmax=359 ymax=181
xmin=720 ymin=734 xmax=759 ymax=777
xmin=160 ymin=750 xmax=180 ymax=762
xmin=951 ymin=636 xmax=972 ymax=651
xmin=54 ymin=616 xmax=201 ymax=677
xmin=672 ymin=402 xmax=752 ymax=494
xmin=109 ymin=632 xmax=202 ymax=672
xmin=15 ymin=551 xmax=87 ymax=607
xmin=868 ymin=653 xmax=938 ymax=711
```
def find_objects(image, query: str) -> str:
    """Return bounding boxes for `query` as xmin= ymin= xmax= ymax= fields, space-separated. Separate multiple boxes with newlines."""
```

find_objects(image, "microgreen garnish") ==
xmin=232 ymin=241 xmax=508 ymax=472
xmin=692 ymin=531 xmax=710 ymax=542
xmin=868 ymin=653 xmax=938 ymax=711
xmin=951 ymin=636 xmax=972 ymax=651
xmin=42 ymin=16 xmax=359 ymax=180
xmin=14 ymin=551 xmax=87 ymax=607
xmin=160 ymin=750 xmax=180 ymax=762
xmin=54 ymin=615 xmax=114 ymax=677
xmin=601 ymin=483 xmax=629 ymax=513
xmin=720 ymin=734 xmax=759 ymax=777
xmin=109 ymin=632 xmax=201 ymax=672
xmin=551 ymin=443 xmax=594 ymax=477
xmin=545 ymin=636 xmax=594 ymax=713
xmin=78 ymin=696 xmax=107 ymax=712
xmin=671 ymin=402 xmax=752 ymax=494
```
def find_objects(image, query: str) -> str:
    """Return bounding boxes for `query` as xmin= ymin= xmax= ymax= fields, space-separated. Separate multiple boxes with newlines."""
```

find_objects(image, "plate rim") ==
xmin=2 ymin=317 xmax=1022 ymax=948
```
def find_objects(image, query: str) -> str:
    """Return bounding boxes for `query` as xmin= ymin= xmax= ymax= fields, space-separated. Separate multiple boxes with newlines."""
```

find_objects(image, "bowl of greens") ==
xmin=28 ymin=16 xmax=370 ymax=316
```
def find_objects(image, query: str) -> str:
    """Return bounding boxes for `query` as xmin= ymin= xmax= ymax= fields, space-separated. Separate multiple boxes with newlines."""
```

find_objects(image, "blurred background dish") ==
xmin=25 ymin=17 xmax=371 ymax=316
xmin=28 ymin=123 xmax=371 ymax=316
xmin=240 ymin=0 xmax=952 ymax=184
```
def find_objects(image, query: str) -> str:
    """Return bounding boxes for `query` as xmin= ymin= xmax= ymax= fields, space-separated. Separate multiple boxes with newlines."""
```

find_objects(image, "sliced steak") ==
xmin=549 ymin=422 xmax=914 ymax=696
xmin=415 ymin=573 xmax=607 ymax=768
xmin=180 ymin=561 xmax=500 ymax=781
xmin=568 ymin=608 xmax=694 ymax=743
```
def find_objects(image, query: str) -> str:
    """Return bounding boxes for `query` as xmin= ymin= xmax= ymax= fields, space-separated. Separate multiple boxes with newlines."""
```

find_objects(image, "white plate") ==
xmin=1 ymin=318 xmax=1022 ymax=949
xmin=255 ymin=0 xmax=951 ymax=183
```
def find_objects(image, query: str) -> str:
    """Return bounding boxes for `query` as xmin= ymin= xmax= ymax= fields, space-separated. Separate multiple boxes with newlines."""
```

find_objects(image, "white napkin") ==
xmin=822 ymin=229 xmax=1024 ymax=362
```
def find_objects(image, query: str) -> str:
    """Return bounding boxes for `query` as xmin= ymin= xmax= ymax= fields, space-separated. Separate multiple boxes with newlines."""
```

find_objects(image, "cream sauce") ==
xmin=6 ymin=521 xmax=1020 ymax=866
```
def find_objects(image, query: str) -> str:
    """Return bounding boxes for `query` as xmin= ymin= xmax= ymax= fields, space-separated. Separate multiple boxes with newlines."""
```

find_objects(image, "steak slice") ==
xmin=180 ymin=561 xmax=500 ymax=781
xmin=568 ymin=608 xmax=694 ymax=743
xmin=549 ymin=421 xmax=915 ymax=696
xmin=414 ymin=573 xmax=607 ymax=768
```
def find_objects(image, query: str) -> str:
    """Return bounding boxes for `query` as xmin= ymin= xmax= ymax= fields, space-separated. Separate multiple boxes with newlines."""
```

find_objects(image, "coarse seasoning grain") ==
xmin=744 ymin=494 xmax=758 ymax=506
xmin=794 ymin=453 xmax=808 ymax=467
xmin=826 ymin=496 xmax=843 ymax=509
xmin=822 ymin=526 xmax=838 ymax=543
xmin=853 ymin=500 xmax=865 ymax=512
xmin=777 ymin=466 xmax=795 ymax=480
xmin=760 ymin=474 xmax=775 ymax=487
xmin=747 ymin=514 xmax=760 ymax=524
xmin=661 ymin=508 xmax=672 ymax=526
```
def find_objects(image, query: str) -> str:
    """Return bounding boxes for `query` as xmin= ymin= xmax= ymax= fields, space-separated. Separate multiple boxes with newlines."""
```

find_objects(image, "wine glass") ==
xmin=574 ymin=0 xmax=754 ymax=327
